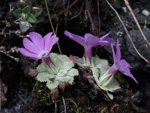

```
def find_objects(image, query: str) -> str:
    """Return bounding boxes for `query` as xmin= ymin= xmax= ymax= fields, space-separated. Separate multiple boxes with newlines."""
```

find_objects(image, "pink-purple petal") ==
xmin=18 ymin=48 xmax=40 ymax=60
xmin=102 ymin=38 xmax=114 ymax=45
xmin=64 ymin=30 xmax=86 ymax=46
xmin=84 ymin=33 xmax=100 ymax=46
xmin=44 ymin=33 xmax=59 ymax=52
xmin=84 ymin=33 xmax=114 ymax=46
xmin=23 ymin=38 xmax=40 ymax=54
xmin=97 ymin=40 xmax=113 ymax=46
xmin=120 ymin=67 xmax=138 ymax=83
xmin=100 ymin=32 xmax=110 ymax=40
xmin=111 ymin=44 xmax=116 ymax=63
xmin=50 ymin=35 xmax=59 ymax=46
xmin=117 ymin=59 xmax=138 ymax=83
xmin=29 ymin=32 xmax=44 ymax=51
xmin=44 ymin=32 xmax=53 ymax=51
xmin=44 ymin=32 xmax=53 ymax=40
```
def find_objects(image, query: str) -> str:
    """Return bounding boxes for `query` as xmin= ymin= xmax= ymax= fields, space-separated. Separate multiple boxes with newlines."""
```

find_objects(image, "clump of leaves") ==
xmin=78 ymin=56 xmax=120 ymax=99
xmin=36 ymin=53 xmax=79 ymax=90
xmin=13 ymin=5 xmax=42 ymax=32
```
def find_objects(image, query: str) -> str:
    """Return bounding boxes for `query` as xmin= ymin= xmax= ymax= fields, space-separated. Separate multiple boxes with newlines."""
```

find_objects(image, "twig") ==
xmin=0 ymin=46 xmax=19 ymax=62
xmin=55 ymin=23 xmax=59 ymax=35
xmin=0 ymin=58 xmax=1 ymax=111
xmin=65 ymin=98 xmax=77 ymax=106
xmin=44 ymin=0 xmax=78 ymax=23
xmin=45 ymin=0 xmax=57 ymax=33
xmin=110 ymin=104 xmax=119 ymax=113
xmin=85 ymin=0 xmax=98 ymax=36
xmin=54 ymin=102 xmax=57 ymax=113
xmin=105 ymin=0 xmax=149 ymax=63
xmin=0 ymin=57 xmax=1 ymax=73
xmin=0 ymin=30 xmax=27 ymax=38
xmin=63 ymin=0 xmax=68 ymax=29
xmin=70 ymin=1 xmax=84 ymax=20
xmin=0 ymin=80 xmax=1 ymax=112
xmin=62 ymin=96 xmax=66 ymax=113
xmin=44 ymin=0 xmax=62 ymax=54
xmin=53 ymin=0 xmax=60 ymax=9
xmin=124 ymin=0 xmax=150 ymax=50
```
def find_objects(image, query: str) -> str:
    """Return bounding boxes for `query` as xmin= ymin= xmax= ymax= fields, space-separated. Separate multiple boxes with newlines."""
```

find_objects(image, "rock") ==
xmin=142 ymin=9 xmax=150 ymax=16
xmin=122 ymin=7 xmax=128 ymax=13
xmin=126 ymin=28 xmax=150 ymax=62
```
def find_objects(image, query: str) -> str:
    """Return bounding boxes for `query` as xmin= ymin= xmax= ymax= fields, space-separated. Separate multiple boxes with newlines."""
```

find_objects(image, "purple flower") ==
xmin=18 ymin=32 xmax=58 ymax=64
xmin=64 ymin=30 xmax=114 ymax=62
xmin=108 ymin=40 xmax=138 ymax=83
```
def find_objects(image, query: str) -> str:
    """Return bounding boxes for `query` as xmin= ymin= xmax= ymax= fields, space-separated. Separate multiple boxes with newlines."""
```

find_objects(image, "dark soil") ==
xmin=0 ymin=0 xmax=150 ymax=113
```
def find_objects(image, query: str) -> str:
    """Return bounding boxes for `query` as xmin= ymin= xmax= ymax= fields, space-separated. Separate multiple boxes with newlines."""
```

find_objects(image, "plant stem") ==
xmin=62 ymin=96 xmax=66 ymax=113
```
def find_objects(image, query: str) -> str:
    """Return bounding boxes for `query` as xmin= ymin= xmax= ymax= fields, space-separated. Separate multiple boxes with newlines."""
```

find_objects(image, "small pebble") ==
xmin=122 ymin=7 xmax=127 ymax=13
xmin=142 ymin=9 xmax=150 ymax=16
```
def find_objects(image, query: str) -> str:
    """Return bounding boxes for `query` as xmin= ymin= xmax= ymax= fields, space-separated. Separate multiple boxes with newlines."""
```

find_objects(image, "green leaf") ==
xmin=67 ymin=68 xmax=79 ymax=76
xmin=32 ymin=7 xmax=42 ymax=17
xmin=13 ymin=8 xmax=22 ymax=18
xmin=99 ymin=71 xmax=120 ymax=92
xmin=77 ymin=57 xmax=91 ymax=67
xmin=37 ymin=72 xmax=55 ymax=82
xmin=37 ymin=62 xmax=55 ymax=74
xmin=91 ymin=67 xmax=100 ymax=84
xmin=46 ymin=81 xmax=59 ymax=90
xmin=93 ymin=58 xmax=109 ymax=75
xmin=19 ymin=21 xmax=32 ymax=32
xmin=106 ymin=91 xmax=114 ymax=100
xmin=22 ymin=5 xmax=30 ymax=14
xmin=25 ymin=14 xmax=36 ymax=23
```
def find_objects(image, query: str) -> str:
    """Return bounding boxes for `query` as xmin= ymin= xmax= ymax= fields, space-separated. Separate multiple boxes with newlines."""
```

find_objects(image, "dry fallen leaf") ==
xmin=82 ymin=72 xmax=88 ymax=81
xmin=28 ymin=68 xmax=38 ymax=77
xmin=58 ymin=82 xmax=69 ymax=92
xmin=69 ymin=55 xmax=79 ymax=64
xmin=50 ymin=88 xmax=59 ymax=101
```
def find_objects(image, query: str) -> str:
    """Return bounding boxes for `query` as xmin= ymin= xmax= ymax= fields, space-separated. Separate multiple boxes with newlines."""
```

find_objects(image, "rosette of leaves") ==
xmin=36 ymin=53 xmax=79 ymax=90
xmin=77 ymin=56 xmax=120 ymax=99
xmin=13 ymin=5 xmax=42 ymax=32
xmin=92 ymin=68 xmax=120 ymax=100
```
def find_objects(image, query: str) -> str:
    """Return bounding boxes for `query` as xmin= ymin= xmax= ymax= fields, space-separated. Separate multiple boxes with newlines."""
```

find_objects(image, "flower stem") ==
xmin=42 ymin=56 xmax=52 ymax=66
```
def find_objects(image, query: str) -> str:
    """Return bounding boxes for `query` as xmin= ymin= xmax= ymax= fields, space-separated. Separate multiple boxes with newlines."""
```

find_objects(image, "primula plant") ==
xmin=64 ymin=31 xmax=138 ymax=99
xmin=18 ymin=32 xmax=79 ymax=93
xmin=37 ymin=53 xmax=78 ymax=90
xmin=92 ymin=40 xmax=138 ymax=99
